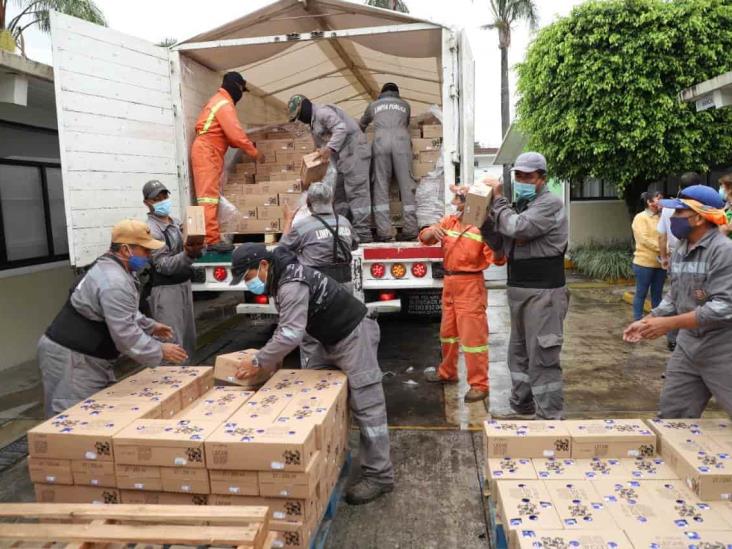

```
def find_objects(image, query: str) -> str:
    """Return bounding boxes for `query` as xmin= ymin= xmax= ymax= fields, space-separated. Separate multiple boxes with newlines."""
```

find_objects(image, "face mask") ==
xmin=670 ymin=216 xmax=694 ymax=240
xmin=514 ymin=181 xmax=537 ymax=201
xmin=720 ymin=187 xmax=728 ymax=201
xmin=153 ymin=198 xmax=172 ymax=217
xmin=124 ymin=246 xmax=150 ymax=272
xmin=246 ymin=265 xmax=267 ymax=295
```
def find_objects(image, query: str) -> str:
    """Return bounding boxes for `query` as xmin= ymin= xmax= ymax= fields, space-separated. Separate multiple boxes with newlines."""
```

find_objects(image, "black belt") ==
xmin=45 ymin=300 xmax=120 ymax=360
xmin=151 ymin=269 xmax=192 ymax=287
xmin=508 ymin=255 xmax=565 ymax=289
xmin=444 ymin=270 xmax=483 ymax=276
xmin=314 ymin=263 xmax=352 ymax=283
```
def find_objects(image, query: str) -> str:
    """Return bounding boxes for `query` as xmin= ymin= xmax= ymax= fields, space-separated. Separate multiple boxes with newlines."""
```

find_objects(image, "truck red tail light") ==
xmin=370 ymin=263 xmax=386 ymax=278
xmin=213 ymin=266 xmax=228 ymax=282
xmin=254 ymin=295 xmax=269 ymax=305
xmin=379 ymin=291 xmax=397 ymax=301
xmin=411 ymin=262 xmax=427 ymax=278
xmin=390 ymin=263 xmax=407 ymax=279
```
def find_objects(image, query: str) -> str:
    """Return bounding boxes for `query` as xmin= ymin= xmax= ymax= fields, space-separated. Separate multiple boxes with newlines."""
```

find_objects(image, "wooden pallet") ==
xmin=308 ymin=452 xmax=352 ymax=549
xmin=0 ymin=503 xmax=275 ymax=549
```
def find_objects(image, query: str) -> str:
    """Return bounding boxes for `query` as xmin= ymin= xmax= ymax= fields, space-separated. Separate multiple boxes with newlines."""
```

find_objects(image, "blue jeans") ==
xmin=632 ymin=264 xmax=667 ymax=321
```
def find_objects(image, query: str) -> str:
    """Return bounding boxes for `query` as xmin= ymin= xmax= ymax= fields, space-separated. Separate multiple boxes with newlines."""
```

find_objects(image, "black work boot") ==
xmin=345 ymin=478 xmax=393 ymax=505
xmin=491 ymin=409 xmax=536 ymax=420
xmin=423 ymin=369 xmax=457 ymax=384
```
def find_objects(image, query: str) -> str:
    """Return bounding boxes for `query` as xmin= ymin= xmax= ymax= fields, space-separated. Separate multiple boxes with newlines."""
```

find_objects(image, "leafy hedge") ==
xmin=570 ymin=241 xmax=634 ymax=281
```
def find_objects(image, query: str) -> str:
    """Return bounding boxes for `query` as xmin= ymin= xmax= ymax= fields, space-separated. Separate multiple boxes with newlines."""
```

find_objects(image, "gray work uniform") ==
xmin=256 ymin=270 xmax=393 ymax=486
xmin=481 ymin=186 xmax=569 ymax=420
xmin=360 ymin=91 xmax=417 ymax=238
xmin=279 ymin=210 xmax=358 ymax=367
xmin=310 ymin=104 xmax=372 ymax=241
xmin=146 ymin=214 xmax=196 ymax=358
xmin=38 ymin=255 xmax=163 ymax=416
xmin=652 ymin=229 xmax=732 ymax=418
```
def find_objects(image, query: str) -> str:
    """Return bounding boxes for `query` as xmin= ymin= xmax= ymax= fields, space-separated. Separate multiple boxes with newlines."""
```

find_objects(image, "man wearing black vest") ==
xmin=37 ymin=220 xmax=188 ymax=417
xmin=480 ymin=152 xmax=569 ymax=420
xmin=230 ymin=243 xmax=393 ymax=505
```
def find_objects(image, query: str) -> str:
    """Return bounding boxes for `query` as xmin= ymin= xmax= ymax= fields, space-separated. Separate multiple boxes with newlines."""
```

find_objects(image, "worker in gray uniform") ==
xmin=288 ymin=94 xmax=373 ymax=243
xmin=480 ymin=152 xmax=569 ymax=420
xmin=143 ymin=180 xmax=204 ymax=358
xmin=37 ymin=219 xmax=188 ymax=417
xmin=624 ymin=185 xmax=732 ymax=417
xmin=230 ymin=243 xmax=393 ymax=505
xmin=279 ymin=182 xmax=359 ymax=367
xmin=359 ymin=83 xmax=418 ymax=241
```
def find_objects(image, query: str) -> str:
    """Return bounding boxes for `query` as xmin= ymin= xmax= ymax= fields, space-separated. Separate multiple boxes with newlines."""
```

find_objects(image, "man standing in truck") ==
xmin=288 ymin=94 xmax=373 ymax=243
xmin=359 ymin=83 xmax=418 ymax=242
xmin=37 ymin=220 xmax=188 ymax=417
xmin=480 ymin=152 xmax=569 ymax=420
xmin=143 ymin=180 xmax=204 ymax=359
xmin=191 ymin=72 xmax=264 ymax=252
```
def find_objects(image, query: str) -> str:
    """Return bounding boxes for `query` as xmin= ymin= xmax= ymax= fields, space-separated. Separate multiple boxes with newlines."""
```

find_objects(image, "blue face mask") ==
xmin=246 ymin=266 xmax=267 ymax=295
xmin=124 ymin=247 xmax=150 ymax=272
xmin=153 ymin=198 xmax=172 ymax=217
xmin=514 ymin=181 xmax=537 ymax=201
xmin=670 ymin=216 xmax=694 ymax=241
xmin=720 ymin=187 xmax=728 ymax=201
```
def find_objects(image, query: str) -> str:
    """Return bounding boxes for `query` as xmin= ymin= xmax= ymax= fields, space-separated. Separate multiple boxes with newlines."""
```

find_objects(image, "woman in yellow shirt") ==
xmin=631 ymin=191 xmax=665 ymax=320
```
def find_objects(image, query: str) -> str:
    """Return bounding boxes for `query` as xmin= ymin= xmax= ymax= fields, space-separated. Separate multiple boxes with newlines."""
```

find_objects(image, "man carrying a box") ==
xmin=480 ymin=152 xmax=569 ymax=420
xmin=229 ymin=243 xmax=393 ymax=504
xmin=191 ymin=72 xmax=264 ymax=252
xmin=420 ymin=186 xmax=506 ymax=403
xmin=288 ymin=94 xmax=373 ymax=243
xmin=359 ymin=83 xmax=418 ymax=241
xmin=624 ymin=185 xmax=732 ymax=418
xmin=143 ymin=180 xmax=204 ymax=358
xmin=37 ymin=220 xmax=189 ymax=417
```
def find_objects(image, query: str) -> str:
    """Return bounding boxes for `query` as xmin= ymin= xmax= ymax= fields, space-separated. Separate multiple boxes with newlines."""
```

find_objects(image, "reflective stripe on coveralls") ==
xmin=198 ymin=100 xmax=229 ymax=135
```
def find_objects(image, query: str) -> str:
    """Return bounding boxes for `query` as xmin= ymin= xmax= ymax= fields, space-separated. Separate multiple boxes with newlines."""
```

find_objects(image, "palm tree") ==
xmin=365 ymin=0 xmax=409 ymax=13
xmin=0 ymin=0 xmax=106 ymax=56
xmin=484 ymin=0 xmax=538 ymax=193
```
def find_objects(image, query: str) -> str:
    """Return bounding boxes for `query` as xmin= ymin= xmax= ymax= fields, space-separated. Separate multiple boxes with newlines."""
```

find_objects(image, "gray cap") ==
xmin=511 ymin=152 xmax=547 ymax=173
xmin=142 ymin=180 xmax=169 ymax=200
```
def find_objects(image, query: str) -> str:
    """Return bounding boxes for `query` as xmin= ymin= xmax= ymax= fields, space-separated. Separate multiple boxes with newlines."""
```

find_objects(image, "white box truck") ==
xmin=48 ymin=0 xmax=501 ymax=315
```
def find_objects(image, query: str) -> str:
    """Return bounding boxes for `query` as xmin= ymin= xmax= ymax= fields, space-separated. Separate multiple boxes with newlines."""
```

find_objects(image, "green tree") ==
xmin=516 ymin=0 xmax=732 ymax=212
xmin=0 ymin=0 xmax=106 ymax=55
xmin=156 ymin=38 xmax=177 ymax=48
xmin=365 ymin=0 xmax=409 ymax=13
xmin=484 ymin=0 xmax=538 ymax=192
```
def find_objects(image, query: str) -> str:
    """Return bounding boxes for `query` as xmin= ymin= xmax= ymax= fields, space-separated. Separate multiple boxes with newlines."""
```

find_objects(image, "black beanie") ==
xmin=381 ymin=82 xmax=399 ymax=94
xmin=222 ymin=72 xmax=246 ymax=104
xmin=298 ymin=97 xmax=313 ymax=125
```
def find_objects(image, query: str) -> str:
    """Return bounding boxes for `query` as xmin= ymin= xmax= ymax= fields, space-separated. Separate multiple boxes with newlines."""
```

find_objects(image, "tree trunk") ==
xmin=0 ymin=2 xmax=5 ymax=30
xmin=500 ymin=45 xmax=512 ymax=198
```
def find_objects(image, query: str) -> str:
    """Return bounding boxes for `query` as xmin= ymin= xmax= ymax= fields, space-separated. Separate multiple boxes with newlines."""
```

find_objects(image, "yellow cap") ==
xmin=111 ymin=219 xmax=164 ymax=250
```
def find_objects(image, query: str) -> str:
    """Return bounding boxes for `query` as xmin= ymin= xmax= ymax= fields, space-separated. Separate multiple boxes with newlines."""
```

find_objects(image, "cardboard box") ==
xmin=205 ymin=420 xmax=317 ymax=472
xmin=119 ymin=490 xmax=209 ymax=505
xmin=227 ymin=173 xmax=256 ymax=185
xmin=411 ymin=162 xmax=433 ymax=179
xmin=484 ymin=420 xmax=571 ymax=459
xmin=533 ymin=459 xmax=586 ymax=481
xmin=235 ymin=163 xmax=257 ymax=176
xmin=213 ymin=495 xmax=317 ymax=523
xmin=93 ymin=383 xmax=182 ymax=419
xmin=183 ymin=206 xmax=206 ymax=246
xmin=28 ymin=457 xmax=73 ymax=485
xmin=113 ymin=419 xmax=221 ymax=468
xmin=709 ymin=500 xmax=732 ymax=526
xmin=177 ymin=386 xmax=255 ymax=421
xmin=67 ymin=397 xmax=162 ymax=420
xmin=115 ymin=464 xmax=162 ymax=491
xmin=276 ymin=394 xmax=338 ymax=452
xmin=275 ymin=151 xmax=302 ymax=165
xmin=293 ymin=138 xmax=314 ymax=152
xmin=209 ymin=470 xmax=259 ymax=496
xmin=566 ymin=419 xmax=657 ymax=459
xmin=259 ymin=163 xmax=297 ymax=179
xmin=643 ymin=479 xmax=731 ymax=530
xmin=495 ymin=480 xmax=563 ymax=533
xmin=278 ymin=193 xmax=303 ymax=209
xmin=625 ymin=530 xmax=732 ymax=548
xmin=270 ymin=519 xmax=316 ymax=549
xmin=160 ymin=466 xmax=210 ymax=494
xmin=463 ymin=181 xmax=493 ymax=227
xmin=257 ymin=139 xmax=294 ymax=154
xmin=661 ymin=436 xmax=732 ymax=500
xmin=411 ymin=138 xmax=441 ymax=152
xmin=34 ymin=484 xmax=120 ymax=504
xmin=28 ymin=410 xmax=135 ymax=462
xmin=245 ymin=180 xmax=302 ymax=195
xmin=619 ymin=456 xmax=679 ymax=480
xmin=214 ymin=350 xmax=273 ymax=388
xmin=409 ymin=128 xmax=422 ymax=138
xmin=421 ymin=124 xmax=442 ymax=138
xmin=259 ymin=451 xmax=322 ymax=499
xmin=544 ymin=480 xmax=619 ymax=530
xmin=591 ymin=479 xmax=665 ymax=529
xmin=486 ymin=458 xmax=536 ymax=495
xmin=300 ymin=152 xmax=328 ymax=187
xmin=234 ymin=193 xmax=279 ymax=207
xmin=71 ymin=460 xmax=116 ymax=487
xmin=572 ymin=458 xmax=627 ymax=480
xmin=513 ymin=530 xmax=633 ymax=549
xmin=418 ymin=150 xmax=440 ymax=164
xmin=647 ymin=418 xmax=732 ymax=453
xmin=257 ymin=205 xmax=284 ymax=221
xmin=238 ymin=219 xmax=281 ymax=234
xmin=146 ymin=366 xmax=214 ymax=397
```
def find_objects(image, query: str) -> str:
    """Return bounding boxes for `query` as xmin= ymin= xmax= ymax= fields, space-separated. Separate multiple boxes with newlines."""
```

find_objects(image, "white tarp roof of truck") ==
xmin=175 ymin=0 xmax=448 ymax=120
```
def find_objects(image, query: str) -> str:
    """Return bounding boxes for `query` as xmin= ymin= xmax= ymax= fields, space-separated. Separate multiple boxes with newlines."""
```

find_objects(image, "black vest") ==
xmin=278 ymin=263 xmax=366 ymax=346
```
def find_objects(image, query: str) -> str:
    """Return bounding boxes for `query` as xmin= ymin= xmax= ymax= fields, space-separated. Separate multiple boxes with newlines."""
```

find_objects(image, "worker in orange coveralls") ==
xmin=191 ymin=72 xmax=263 ymax=252
xmin=420 ymin=185 xmax=506 ymax=403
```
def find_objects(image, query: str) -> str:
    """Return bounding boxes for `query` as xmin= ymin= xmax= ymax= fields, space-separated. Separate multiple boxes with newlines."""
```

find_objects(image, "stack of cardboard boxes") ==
xmin=29 ymin=368 xmax=350 ymax=549
xmin=483 ymin=418 xmax=732 ymax=548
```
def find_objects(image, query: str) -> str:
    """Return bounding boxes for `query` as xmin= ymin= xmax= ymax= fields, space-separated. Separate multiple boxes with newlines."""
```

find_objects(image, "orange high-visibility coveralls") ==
xmin=419 ymin=216 xmax=506 ymax=391
xmin=191 ymin=88 xmax=259 ymax=244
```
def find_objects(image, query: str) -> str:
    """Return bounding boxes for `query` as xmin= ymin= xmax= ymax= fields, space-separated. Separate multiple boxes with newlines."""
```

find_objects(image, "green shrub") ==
xmin=570 ymin=241 xmax=634 ymax=281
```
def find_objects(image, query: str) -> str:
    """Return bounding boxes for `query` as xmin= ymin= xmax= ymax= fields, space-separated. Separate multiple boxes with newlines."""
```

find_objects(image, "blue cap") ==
xmin=660 ymin=184 xmax=724 ymax=210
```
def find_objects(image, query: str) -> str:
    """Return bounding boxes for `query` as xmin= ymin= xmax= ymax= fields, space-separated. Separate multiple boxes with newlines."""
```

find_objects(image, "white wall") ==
xmin=569 ymin=200 xmax=632 ymax=248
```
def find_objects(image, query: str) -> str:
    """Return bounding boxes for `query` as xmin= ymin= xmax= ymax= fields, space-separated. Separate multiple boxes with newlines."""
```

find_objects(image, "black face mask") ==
xmin=222 ymin=73 xmax=244 ymax=104
xmin=298 ymin=97 xmax=313 ymax=125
